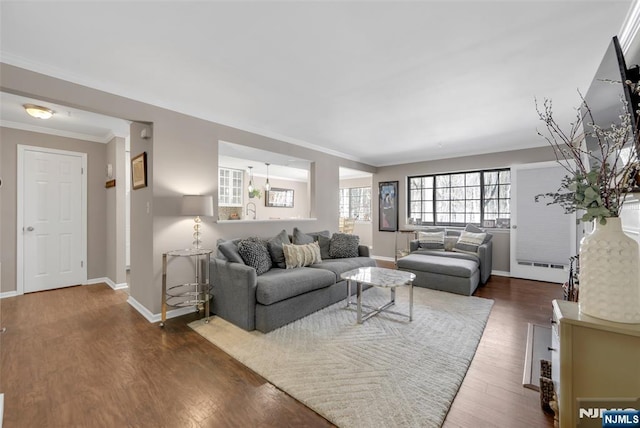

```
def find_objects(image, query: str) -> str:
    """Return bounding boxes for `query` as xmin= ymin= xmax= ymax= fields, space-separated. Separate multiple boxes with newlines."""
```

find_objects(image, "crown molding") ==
xmin=0 ymin=119 xmax=118 ymax=143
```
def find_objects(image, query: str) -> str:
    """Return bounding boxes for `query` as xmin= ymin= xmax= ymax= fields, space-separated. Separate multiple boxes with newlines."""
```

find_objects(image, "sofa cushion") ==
xmin=256 ymin=267 xmax=336 ymax=305
xmin=453 ymin=230 xmax=487 ymax=255
xmin=329 ymin=233 xmax=360 ymax=258
xmin=444 ymin=236 xmax=458 ymax=251
xmin=418 ymin=230 xmax=445 ymax=250
xmin=267 ymin=229 xmax=291 ymax=269
xmin=217 ymin=238 xmax=244 ymax=264
xmin=397 ymin=253 xmax=479 ymax=278
xmin=238 ymin=238 xmax=272 ymax=275
xmin=292 ymin=227 xmax=331 ymax=245
xmin=464 ymin=224 xmax=493 ymax=244
xmin=283 ymin=242 xmax=322 ymax=269
xmin=317 ymin=235 xmax=332 ymax=259
xmin=310 ymin=257 xmax=377 ymax=281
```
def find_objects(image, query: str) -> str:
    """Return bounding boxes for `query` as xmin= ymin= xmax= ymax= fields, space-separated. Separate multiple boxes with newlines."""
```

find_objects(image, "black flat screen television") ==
xmin=582 ymin=36 xmax=639 ymax=171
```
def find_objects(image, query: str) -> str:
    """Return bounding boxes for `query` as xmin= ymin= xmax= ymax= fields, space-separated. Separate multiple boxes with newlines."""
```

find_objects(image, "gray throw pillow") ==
xmin=329 ymin=233 xmax=360 ymax=258
xmin=217 ymin=239 xmax=245 ymax=264
xmin=292 ymin=227 xmax=331 ymax=245
xmin=238 ymin=238 xmax=272 ymax=275
xmin=267 ymin=229 xmax=291 ymax=269
xmin=464 ymin=224 xmax=493 ymax=244
xmin=316 ymin=234 xmax=332 ymax=260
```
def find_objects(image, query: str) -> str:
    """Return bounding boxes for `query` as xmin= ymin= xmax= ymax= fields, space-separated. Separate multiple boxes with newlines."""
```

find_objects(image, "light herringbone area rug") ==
xmin=189 ymin=286 xmax=493 ymax=428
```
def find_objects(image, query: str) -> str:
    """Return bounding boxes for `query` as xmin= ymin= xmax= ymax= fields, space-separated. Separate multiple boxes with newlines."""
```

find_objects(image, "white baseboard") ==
xmin=491 ymin=270 xmax=510 ymax=277
xmin=126 ymin=295 xmax=197 ymax=323
xmin=85 ymin=277 xmax=129 ymax=290
xmin=0 ymin=291 xmax=17 ymax=299
xmin=372 ymin=255 xmax=395 ymax=262
xmin=0 ymin=278 xmax=129 ymax=299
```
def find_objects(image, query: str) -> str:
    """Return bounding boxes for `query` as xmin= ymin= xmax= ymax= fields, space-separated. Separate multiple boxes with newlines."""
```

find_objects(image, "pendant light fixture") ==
xmin=264 ymin=163 xmax=271 ymax=191
xmin=247 ymin=166 xmax=254 ymax=192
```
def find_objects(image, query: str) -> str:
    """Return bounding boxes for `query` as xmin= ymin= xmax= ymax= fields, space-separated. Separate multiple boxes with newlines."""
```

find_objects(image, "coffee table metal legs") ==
xmin=409 ymin=280 xmax=413 ymax=322
xmin=346 ymin=280 xmax=411 ymax=324
xmin=357 ymin=281 xmax=363 ymax=324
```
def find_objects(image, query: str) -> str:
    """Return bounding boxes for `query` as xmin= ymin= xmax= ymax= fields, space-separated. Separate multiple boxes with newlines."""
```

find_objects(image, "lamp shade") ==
xmin=181 ymin=195 xmax=213 ymax=217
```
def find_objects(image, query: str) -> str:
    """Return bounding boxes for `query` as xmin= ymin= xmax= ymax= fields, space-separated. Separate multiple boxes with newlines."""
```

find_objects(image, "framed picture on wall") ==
xmin=265 ymin=188 xmax=294 ymax=208
xmin=378 ymin=181 xmax=398 ymax=232
xmin=131 ymin=152 xmax=147 ymax=190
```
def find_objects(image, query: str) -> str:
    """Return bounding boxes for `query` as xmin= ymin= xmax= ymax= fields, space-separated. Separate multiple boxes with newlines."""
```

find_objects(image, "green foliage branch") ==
xmin=535 ymin=87 xmax=639 ymax=225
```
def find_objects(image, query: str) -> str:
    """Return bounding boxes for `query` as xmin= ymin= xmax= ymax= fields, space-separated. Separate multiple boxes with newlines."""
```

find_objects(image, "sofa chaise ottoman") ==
xmin=397 ymin=252 xmax=480 ymax=295
xmin=396 ymin=225 xmax=493 ymax=296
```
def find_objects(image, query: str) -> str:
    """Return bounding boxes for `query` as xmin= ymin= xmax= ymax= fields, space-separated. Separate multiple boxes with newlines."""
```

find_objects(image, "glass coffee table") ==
xmin=340 ymin=267 xmax=416 ymax=324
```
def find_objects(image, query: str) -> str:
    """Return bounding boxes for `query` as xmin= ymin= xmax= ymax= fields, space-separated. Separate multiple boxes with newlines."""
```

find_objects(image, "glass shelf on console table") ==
xmin=160 ymin=248 xmax=213 ymax=327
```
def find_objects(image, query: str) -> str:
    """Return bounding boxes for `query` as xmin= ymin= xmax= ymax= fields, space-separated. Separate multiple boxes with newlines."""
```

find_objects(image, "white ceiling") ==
xmin=0 ymin=1 xmax=635 ymax=166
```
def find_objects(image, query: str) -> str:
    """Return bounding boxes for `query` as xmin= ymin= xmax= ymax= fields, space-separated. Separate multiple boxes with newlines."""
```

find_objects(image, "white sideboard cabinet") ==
xmin=551 ymin=300 xmax=640 ymax=427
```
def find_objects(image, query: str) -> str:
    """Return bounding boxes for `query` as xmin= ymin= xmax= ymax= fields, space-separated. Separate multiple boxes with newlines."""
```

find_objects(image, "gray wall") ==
xmin=251 ymin=177 xmax=309 ymax=220
xmin=1 ymin=63 xmax=375 ymax=314
xmin=0 ymin=127 xmax=108 ymax=292
xmin=372 ymin=146 xmax=557 ymax=272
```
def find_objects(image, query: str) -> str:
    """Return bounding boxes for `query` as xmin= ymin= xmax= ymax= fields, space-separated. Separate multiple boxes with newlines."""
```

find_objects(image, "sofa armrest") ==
xmin=358 ymin=245 xmax=370 ymax=257
xmin=477 ymin=240 xmax=493 ymax=284
xmin=210 ymin=258 xmax=258 ymax=331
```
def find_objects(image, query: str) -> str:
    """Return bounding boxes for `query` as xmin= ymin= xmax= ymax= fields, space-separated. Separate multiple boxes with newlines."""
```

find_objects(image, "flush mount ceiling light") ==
xmin=23 ymin=104 xmax=54 ymax=119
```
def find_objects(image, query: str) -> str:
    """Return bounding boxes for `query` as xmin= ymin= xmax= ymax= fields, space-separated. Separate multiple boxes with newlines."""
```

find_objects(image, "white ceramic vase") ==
xmin=579 ymin=217 xmax=640 ymax=323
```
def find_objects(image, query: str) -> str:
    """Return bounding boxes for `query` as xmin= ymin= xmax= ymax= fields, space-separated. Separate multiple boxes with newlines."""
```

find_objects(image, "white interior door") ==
xmin=510 ymin=161 xmax=576 ymax=283
xmin=18 ymin=146 xmax=87 ymax=293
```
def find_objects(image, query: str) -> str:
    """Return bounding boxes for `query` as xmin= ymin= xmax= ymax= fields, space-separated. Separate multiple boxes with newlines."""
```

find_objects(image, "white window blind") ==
xmin=515 ymin=166 xmax=572 ymax=265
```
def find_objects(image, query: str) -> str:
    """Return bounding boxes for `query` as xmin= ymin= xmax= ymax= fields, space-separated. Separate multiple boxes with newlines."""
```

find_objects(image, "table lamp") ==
xmin=181 ymin=195 xmax=213 ymax=249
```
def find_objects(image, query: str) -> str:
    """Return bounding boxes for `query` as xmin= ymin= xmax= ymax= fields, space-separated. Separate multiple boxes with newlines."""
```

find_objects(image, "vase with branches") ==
xmin=535 ymin=91 xmax=639 ymax=224
xmin=535 ymin=87 xmax=640 ymax=323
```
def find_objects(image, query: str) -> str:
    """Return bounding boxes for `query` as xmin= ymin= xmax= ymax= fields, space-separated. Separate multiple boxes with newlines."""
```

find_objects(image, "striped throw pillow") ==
xmin=418 ymin=231 xmax=445 ymax=250
xmin=453 ymin=231 xmax=487 ymax=254
xmin=283 ymin=242 xmax=322 ymax=269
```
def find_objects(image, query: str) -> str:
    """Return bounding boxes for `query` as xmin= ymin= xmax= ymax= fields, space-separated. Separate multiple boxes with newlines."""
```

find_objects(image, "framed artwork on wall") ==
xmin=265 ymin=188 xmax=294 ymax=208
xmin=378 ymin=181 xmax=398 ymax=232
xmin=131 ymin=152 xmax=147 ymax=190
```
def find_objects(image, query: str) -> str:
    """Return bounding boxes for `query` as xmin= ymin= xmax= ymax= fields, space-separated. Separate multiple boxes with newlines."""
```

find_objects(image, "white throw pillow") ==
xmin=283 ymin=242 xmax=322 ymax=269
xmin=418 ymin=231 xmax=445 ymax=250
xmin=453 ymin=231 xmax=487 ymax=254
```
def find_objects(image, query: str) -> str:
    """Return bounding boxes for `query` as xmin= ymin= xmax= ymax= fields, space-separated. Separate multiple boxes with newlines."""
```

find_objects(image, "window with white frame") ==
xmin=339 ymin=187 xmax=372 ymax=221
xmin=408 ymin=169 xmax=510 ymax=226
xmin=219 ymin=168 xmax=244 ymax=206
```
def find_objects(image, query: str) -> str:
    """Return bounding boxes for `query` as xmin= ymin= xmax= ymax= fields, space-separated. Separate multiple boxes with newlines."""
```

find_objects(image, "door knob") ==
xmin=26 ymin=226 xmax=34 ymax=231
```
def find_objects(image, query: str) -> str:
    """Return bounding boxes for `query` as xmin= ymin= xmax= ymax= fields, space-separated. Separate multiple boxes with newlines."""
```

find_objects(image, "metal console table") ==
xmin=160 ymin=248 xmax=212 ymax=327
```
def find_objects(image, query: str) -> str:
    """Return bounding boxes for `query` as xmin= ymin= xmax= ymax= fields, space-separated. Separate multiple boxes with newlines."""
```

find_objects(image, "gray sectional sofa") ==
xmin=397 ymin=227 xmax=493 ymax=296
xmin=211 ymin=229 xmax=376 ymax=333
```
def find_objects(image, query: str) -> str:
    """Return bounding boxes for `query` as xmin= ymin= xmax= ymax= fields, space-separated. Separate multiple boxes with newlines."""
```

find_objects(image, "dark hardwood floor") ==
xmin=0 ymin=270 xmax=562 ymax=427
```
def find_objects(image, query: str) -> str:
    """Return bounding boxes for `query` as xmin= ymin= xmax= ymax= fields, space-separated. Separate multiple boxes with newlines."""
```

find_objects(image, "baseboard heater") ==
xmin=517 ymin=261 xmax=566 ymax=270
